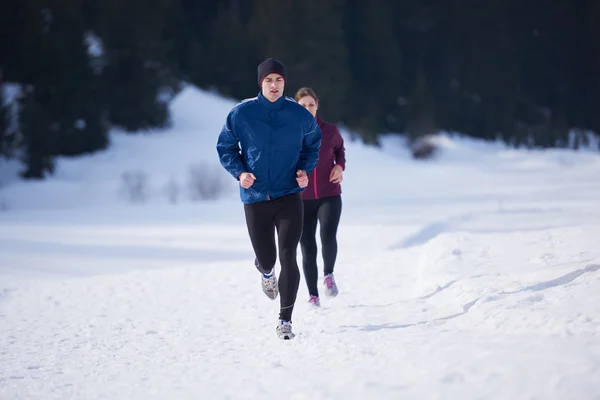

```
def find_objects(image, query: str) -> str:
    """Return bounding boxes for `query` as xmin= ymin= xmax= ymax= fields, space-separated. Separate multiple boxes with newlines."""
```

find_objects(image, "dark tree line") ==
xmin=1 ymin=0 xmax=599 ymax=178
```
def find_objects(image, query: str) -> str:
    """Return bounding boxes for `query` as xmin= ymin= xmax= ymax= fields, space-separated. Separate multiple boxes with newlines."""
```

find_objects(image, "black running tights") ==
xmin=244 ymin=193 xmax=303 ymax=322
xmin=300 ymin=195 xmax=342 ymax=297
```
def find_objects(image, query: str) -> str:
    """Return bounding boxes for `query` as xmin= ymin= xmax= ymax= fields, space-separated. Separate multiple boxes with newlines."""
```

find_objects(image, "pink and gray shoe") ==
xmin=323 ymin=274 xmax=339 ymax=298
xmin=308 ymin=295 xmax=320 ymax=307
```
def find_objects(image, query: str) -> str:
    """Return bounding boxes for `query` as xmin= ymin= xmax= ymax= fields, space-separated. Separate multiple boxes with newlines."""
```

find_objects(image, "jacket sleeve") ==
xmin=332 ymin=125 xmax=346 ymax=171
xmin=216 ymin=111 xmax=246 ymax=180
xmin=298 ymin=117 xmax=321 ymax=176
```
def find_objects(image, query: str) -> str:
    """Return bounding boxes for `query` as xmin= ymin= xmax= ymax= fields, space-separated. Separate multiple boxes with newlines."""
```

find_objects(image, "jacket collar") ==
xmin=316 ymin=115 xmax=326 ymax=128
xmin=258 ymin=91 xmax=286 ymax=110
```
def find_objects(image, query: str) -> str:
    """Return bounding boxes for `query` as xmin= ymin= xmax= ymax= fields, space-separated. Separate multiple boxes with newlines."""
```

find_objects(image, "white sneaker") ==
xmin=276 ymin=320 xmax=295 ymax=340
xmin=261 ymin=272 xmax=278 ymax=300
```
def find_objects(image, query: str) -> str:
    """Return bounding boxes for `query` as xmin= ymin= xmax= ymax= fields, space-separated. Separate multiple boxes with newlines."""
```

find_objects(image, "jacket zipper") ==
xmin=267 ymin=150 xmax=271 ymax=200
xmin=313 ymin=166 xmax=318 ymax=198
xmin=267 ymin=111 xmax=272 ymax=200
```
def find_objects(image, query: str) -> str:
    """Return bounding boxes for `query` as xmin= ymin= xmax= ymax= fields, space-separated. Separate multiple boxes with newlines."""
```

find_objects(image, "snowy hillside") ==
xmin=1 ymin=85 xmax=600 ymax=399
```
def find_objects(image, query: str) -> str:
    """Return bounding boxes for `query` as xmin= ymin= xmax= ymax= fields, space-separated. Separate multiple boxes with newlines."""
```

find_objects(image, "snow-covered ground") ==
xmin=1 ymin=85 xmax=600 ymax=399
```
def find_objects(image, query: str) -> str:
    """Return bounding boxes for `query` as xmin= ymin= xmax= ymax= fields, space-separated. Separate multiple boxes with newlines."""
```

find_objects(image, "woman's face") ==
xmin=298 ymin=95 xmax=318 ymax=117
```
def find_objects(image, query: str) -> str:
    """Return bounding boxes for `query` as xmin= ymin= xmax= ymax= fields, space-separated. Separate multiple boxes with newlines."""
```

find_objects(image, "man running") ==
xmin=216 ymin=58 xmax=321 ymax=339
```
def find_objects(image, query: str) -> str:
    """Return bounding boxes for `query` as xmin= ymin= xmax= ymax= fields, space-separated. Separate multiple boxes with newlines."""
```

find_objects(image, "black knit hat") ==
xmin=257 ymin=58 xmax=287 ymax=86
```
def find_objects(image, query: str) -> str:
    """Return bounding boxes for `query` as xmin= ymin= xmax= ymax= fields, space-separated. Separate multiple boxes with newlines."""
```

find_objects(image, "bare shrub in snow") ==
xmin=187 ymin=162 xmax=229 ymax=201
xmin=163 ymin=176 xmax=181 ymax=204
xmin=411 ymin=136 xmax=439 ymax=160
xmin=120 ymin=170 xmax=149 ymax=202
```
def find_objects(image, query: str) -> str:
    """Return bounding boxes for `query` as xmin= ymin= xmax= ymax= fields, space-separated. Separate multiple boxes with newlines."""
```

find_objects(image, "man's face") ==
xmin=261 ymin=73 xmax=285 ymax=102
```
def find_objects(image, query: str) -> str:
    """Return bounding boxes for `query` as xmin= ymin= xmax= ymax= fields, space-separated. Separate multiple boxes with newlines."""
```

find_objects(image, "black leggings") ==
xmin=244 ymin=192 xmax=303 ymax=322
xmin=300 ymin=195 xmax=342 ymax=297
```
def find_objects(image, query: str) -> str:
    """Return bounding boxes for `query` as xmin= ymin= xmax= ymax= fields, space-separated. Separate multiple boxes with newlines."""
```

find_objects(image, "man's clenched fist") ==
xmin=239 ymin=172 xmax=256 ymax=189
xmin=296 ymin=170 xmax=308 ymax=188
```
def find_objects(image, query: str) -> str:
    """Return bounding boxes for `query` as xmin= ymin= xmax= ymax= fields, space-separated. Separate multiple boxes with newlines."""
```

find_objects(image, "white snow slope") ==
xmin=1 ymin=85 xmax=600 ymax=400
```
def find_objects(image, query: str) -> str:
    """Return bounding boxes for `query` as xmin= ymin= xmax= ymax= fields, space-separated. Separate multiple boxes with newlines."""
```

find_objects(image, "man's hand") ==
xmin=296 ymin=170 xmax=308 ymax=188
xmin=329 ymin=165 xmax=343 ymax=184
xmin=239 ymin=172 xmax=256 ymax=189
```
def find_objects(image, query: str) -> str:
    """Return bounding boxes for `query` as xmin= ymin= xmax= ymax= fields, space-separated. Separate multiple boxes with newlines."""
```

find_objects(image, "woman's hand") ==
xmin=329 ymin=165 xmax=343 ymax=184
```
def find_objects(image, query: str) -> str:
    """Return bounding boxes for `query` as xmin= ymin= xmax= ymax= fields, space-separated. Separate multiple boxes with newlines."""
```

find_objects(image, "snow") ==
xmin=84 ymin=31 xmax=106 ymax=75
xmin=84 ymin=31 xmax=104 ymax=58
xmin=1 ymin=84 xmax=22 ymax=107
xmin=1 ymin=84 xmax=600 ymax=399
xmin=1 ymin=83 xmax=23 ymax=137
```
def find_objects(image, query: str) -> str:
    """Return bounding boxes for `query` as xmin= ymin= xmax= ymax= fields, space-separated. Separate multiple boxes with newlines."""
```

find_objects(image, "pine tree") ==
xmin=345 ymin=1 xmax=403 ymax=141
xmin=96 ymin=0 xmax=180 ymax=131
xmin=16 ymin=0 xmax=109 ymax=177
xmin=0 ymin=69 xmax=19 ymax=159
xmin=200 ymin=2 xmax=261 ymax=100
xmin=48 ymin=1 xmax=108 ymax=156
xmin=18 ymin=89 xmax=56 ymax=178
xmin=0 ymin=0 xmax=23 ymax=81
xmin=1 ymin=1 xmax=26 ymax=159
xmin=23 ymin=1 xmax=107 ymax=152
xmin=287 ymin=0 xmax=350 ymax=124
xmin=448 ymin=0 xmax=519 ymax=143
xmin=0 ymin=76 xmax=7 ymax=158
xmin=248 ymin=0 xmax=351 ymax=124
xmin=248 ymin=0 xmax=305 ymax=94
xmin=173 ymin=0 xmax=226 ymax=88
xmin=579 ymin=0 xmax=600 ymax=139
xmin=392 ymin=0 xmax=442 ymax=139
xmin=406 ymin=67 xmax=436 ymax=141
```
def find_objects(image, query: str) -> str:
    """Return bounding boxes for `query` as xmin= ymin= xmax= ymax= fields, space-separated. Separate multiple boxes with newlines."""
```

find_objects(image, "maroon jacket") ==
xmin=301 ymin=116 xmax=346 ymax=200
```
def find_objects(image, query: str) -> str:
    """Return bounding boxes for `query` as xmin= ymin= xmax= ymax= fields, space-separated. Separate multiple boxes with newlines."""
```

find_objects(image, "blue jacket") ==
xmin=217 ymin=92 xmax=322 ymax=204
